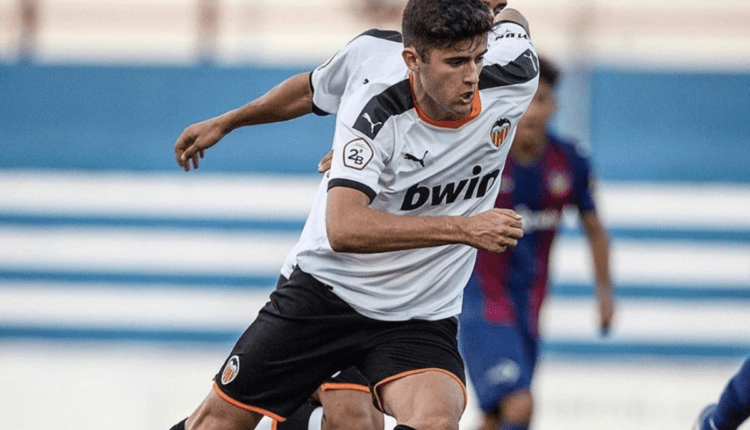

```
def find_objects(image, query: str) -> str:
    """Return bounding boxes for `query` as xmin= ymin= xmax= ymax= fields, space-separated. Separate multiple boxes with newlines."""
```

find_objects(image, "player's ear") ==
xmin=402 ymin=47 xmax=421 ymax=73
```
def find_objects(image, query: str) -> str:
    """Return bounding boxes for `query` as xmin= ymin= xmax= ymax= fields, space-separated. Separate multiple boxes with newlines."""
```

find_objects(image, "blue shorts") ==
xmin=458 ymin=299 xmax=539 ymax=412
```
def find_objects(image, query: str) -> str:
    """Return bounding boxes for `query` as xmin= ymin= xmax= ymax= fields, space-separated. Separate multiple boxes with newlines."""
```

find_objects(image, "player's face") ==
xmin=407 ymin=35 xmax=488 ymax=121
xmin=515 ymin=79 xmax=557 ymax=145
xmin=482 ymin=0 xmax=508 ymax=16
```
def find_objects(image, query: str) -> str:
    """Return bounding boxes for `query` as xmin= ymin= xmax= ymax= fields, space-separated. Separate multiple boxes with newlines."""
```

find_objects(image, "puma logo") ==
xmin=524 ymin=52 xmax=537 ymax=71
xmin=362 ymin=113 xmax=382 ymax=134
xmin=404 ymin=151 xmax=428 ymax=167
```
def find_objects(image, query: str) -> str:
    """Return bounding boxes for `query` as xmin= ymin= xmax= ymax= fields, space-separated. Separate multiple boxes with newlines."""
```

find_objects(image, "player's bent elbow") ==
xmin=326 ymin=209 xmax=369 ymax=253
xmin=328 ymin=234 xmax=352 ymax=253
xmin=326 ymin=225 xmax=361 ymax=253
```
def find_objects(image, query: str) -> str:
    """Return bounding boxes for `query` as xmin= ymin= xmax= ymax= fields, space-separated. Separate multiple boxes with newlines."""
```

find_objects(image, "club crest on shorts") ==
xmin=221 ymin=355 xmax=240 ymax=385
xmin=490 ymin=118 xmax=511 ymax=148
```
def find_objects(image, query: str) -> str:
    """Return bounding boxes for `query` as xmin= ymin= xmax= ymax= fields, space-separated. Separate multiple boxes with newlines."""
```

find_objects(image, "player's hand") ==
xmin=466 ymin=208 xmax=524 ymax=253
xmin=597 ymin=290 xmax=615 ymax=337
xmin=174 ymin=117 xmax=226 ymax=172
xmin=317 ymin=149 xmax=333 ymax=173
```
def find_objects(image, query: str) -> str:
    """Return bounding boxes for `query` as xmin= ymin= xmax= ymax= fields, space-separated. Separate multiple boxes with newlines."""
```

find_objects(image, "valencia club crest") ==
xmin=490 ymin=118 xmax=511 ymax=148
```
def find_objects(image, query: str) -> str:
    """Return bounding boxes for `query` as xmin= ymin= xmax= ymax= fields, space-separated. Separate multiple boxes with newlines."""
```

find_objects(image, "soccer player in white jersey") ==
xmin=169 ymin=1 xmax=537 ymax=430
xmin=176 ymin=2 xmax=514 ymax=429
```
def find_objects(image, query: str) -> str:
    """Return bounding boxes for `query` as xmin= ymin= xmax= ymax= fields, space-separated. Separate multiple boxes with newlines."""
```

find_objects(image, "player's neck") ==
xmin=511 ymin=135 xmax=547 ymax=166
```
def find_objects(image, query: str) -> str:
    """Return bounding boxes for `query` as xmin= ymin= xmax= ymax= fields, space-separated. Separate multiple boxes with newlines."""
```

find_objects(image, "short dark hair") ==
xmin=538 ymin=55 xmax=561 ymax=87
xmin=402 ymin=0 xmax=494 ymax=61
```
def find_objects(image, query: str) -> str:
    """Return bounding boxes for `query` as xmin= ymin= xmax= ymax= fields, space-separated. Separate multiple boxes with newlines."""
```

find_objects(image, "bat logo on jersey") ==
xmin=490 ymin=118 xmax=511 ymax=147
xmin=361 ymin=113 xmax=383 ymax=134
xmin=548 ymin=171 xmax=572 ymax=197
xmin=221 ymin=355 xmax=240 ymax=385
xmin=343 ymin=138 xmax=374 ymax=170
xmin=404 ymin=151 xmax=428 ymax=167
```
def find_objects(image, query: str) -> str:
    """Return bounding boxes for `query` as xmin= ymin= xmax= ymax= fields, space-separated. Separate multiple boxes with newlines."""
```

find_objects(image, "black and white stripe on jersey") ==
xmin=358 ymin=29 xmax=403 ymax=43
xmin=479 ymin=49 xmax=538 ymax=90
xmin=351 ymin=49 xmax=538 ymax=140
xmin=352 ymin=79 xmax=413 ymax=140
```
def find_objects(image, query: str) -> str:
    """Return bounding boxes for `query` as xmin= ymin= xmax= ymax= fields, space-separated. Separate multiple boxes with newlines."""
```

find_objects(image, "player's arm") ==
xmin=175 ymin=72 xmax=313 ymax=171
xmin=326 ymin=187 xmax=523 ymax=254
xmin=580 ymin=210 xmax=615 ymax=334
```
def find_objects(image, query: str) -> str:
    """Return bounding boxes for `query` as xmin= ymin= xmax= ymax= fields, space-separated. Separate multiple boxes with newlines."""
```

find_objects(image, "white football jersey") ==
xmin=286 ymin=22 xmax=538 ymax=321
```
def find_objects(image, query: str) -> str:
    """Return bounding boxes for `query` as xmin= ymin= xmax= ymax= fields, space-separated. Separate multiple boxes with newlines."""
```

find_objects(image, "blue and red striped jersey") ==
xmin=464 ymin=134 xmax=597 ymax=336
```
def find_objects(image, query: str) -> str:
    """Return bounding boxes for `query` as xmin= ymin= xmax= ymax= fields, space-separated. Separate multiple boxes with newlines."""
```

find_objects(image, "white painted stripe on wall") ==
xmin=0 ymin=282 xmax=269 ymax=330
xmin=542 ymin=296 xmax=750 ymax=342
xmin=0 ymin=171 xmax=320 ymax=219
xmin=550 ymin=238 xmax=750 ymax=286
xmin=2 ymin=225 xmax=747 ymax=285
xmin=1 ymin=171 xmax=749 ymax=229
xmin=2 ymin=284 xmax=749 ymax=343
xmin=597 ymin=182 xmax=750 ymax=229
xmin=0 ymin=225 xmax=299 ymax=274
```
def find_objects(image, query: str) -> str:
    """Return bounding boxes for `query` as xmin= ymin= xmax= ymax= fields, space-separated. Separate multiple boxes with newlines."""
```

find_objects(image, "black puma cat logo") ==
xmin=404 ymin=151 xmax=428 ymax=167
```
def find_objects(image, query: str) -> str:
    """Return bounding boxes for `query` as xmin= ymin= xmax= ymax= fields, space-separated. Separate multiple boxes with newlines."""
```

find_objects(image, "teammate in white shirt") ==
xmin=170 ymin=1 xmax=537 ymax=430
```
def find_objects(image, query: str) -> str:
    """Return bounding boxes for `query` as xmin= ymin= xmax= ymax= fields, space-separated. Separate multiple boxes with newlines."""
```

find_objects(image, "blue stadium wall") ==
xmin=2 ymin=64 xmax=749 ymax=182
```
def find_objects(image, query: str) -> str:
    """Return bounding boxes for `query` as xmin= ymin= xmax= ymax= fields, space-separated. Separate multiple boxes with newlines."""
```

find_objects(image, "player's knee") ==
xmin=320 ymin=398 xmax=383 ymax=430
xmin=403 ymin=414 xmax=459 ymax=430
xmin=500 ymin=390 xmax=533 ymax=425
xmin=322 ymin=409 xmax=383 ymax=430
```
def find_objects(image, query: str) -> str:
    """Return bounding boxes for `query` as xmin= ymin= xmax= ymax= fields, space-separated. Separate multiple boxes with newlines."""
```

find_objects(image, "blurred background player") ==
xmin=693 ymin=356 xmax=750 ymax=430
xmin=458 ymin=55 xmax=616 ymax=430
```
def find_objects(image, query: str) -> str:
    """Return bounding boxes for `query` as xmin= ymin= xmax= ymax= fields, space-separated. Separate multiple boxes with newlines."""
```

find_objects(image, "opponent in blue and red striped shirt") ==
xmin=459 ymin=56 xmax=616 ymax=430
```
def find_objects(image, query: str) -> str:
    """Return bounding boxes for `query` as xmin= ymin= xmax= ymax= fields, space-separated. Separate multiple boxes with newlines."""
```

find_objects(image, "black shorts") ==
xmin=321 ymin=366 xmax=371 ymax=393
xmin=278 ymin=276 xmax=370 ymax=394
xmin=214 ymin=268 xmax=466 ymax=421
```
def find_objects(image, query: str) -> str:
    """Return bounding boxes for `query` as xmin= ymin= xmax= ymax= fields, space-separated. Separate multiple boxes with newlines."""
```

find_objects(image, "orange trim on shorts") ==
xmin=212 ymin=382 xmax=286 ymax=422
xmin=372 ymin=368 xmax=468 ymax=413
xmin=320 ymin=382 xmax=371 ymax=393
xmin=409 ymin=73 xmax=482 ymax=129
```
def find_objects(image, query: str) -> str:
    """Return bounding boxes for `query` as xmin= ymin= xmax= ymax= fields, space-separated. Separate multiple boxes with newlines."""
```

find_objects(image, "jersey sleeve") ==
xmin=570 ymin=146 xmax=597 ymax=213
xmin=310 ymin=46 xmax=354 ymax=116
xmin=483 ymin=21 xmax=537 ymax=74
xmin=325 ymin=97 xmax=393 ymax=202
xmin=311 ymin=29 xmax=403 ymax=116
xmin=479 ymin=21 xmax=539 ymax=112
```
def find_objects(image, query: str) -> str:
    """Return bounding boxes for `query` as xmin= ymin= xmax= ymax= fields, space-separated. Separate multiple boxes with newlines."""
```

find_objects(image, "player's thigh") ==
xmin=459 ymin=320 xmax=535 ymax=411
xmin=360 ymin=317 xmax=467 ymax=429
xmin=317 ymin=388 xmax=384 ymax=430
xmin=317 ymin=367 xmax=383 ymax=430
xmin=186 ymin=388 xmax=264 ymax=430
xmin=216 ymin=269 xmax=363 ymax=419
xmin=379 ymin=370 xmax=465 ymax=430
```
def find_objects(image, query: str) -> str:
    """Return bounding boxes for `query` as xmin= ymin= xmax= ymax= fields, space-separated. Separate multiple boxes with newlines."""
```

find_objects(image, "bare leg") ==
xmin=185 ymin=387 xmax=265 ymax=430
xmin=317 ymin=387 xmax=384 ymax=430
xmin=500 ymin=390 xmax=533 ymax=426
xmin=379 ymin=370 xmax=465 ymax=430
